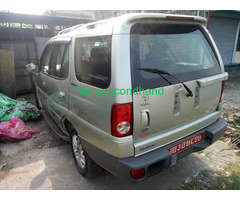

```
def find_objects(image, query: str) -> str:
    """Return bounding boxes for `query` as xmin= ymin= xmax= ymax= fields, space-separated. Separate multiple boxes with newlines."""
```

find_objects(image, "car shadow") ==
xmin=1 ymin=92 xmax=228 ymax=189
xmin=1 ymin=118 xmax=231 ymax=190
xmin=27 ymin=135 xmax=213 ymax=190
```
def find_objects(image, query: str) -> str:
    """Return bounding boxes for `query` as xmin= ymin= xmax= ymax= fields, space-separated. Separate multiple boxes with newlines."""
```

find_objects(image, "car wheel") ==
xmin=70 ymin=130 xmax=103 ymax=178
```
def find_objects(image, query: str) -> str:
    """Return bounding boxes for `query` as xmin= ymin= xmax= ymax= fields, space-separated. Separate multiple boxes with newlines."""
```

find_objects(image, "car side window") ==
xmin=50 ymin=43 xmax=69 ymax=79
xmin=60 ymin=44 xmax=69 ymax=79
xmin=40 ymin=44 xmax=53 ymax=74
xmin=75 ymin=36 xmax=111 ymax=89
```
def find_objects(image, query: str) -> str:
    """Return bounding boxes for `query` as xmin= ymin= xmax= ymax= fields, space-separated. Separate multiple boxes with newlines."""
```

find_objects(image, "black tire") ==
xmin=35 ymin=92 xmax=41 ymax=109
xmin=70 ymin=130 xmax=102 ymax=178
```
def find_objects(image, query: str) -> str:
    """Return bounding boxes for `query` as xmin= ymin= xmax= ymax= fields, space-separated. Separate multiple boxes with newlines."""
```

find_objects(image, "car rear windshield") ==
xmin=130 ymin=24 xmax=221 ymax=89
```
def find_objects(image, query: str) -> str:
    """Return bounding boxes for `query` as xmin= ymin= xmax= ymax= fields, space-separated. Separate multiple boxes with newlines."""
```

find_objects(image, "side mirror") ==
xmin=26 ymin=63 xmax=39 ymax=73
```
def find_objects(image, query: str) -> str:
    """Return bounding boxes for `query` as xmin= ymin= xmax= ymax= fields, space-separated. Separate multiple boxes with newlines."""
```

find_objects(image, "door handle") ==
xmin=42 ymin=82 xmax=46 ymax=87
xmin=141 ymin=110 xmax=150 ymax=130
xmin=60 ymin=91 xmax=65 ymax=98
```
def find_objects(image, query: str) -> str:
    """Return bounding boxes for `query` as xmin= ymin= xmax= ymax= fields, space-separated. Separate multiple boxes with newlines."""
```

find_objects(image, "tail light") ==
xmin=219 ymin=81 xmax=225 ymax=103
xmin=111 ymin=103 xmax=133 ymax=137
xmin=130 ymin=168 xmax=145 ymax=180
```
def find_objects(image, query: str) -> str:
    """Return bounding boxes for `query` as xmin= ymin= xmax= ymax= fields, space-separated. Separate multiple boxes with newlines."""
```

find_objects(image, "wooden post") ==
xmin=0 ymin=49 xmax=16 ymax=98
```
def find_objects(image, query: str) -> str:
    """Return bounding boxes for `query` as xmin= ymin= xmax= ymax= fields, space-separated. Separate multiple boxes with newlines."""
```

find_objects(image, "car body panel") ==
xmin=30 ymin=13 xmax=228 ymax=180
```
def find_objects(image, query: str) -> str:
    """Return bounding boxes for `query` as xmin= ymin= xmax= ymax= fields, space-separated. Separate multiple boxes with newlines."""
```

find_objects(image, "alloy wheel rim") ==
xmin=72 ymin=135 xmax=86 ymax=169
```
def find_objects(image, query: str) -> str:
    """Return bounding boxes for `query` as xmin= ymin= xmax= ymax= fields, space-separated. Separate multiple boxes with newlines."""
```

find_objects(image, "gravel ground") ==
xmin=221 ymin=74 xmax=240 ymax=154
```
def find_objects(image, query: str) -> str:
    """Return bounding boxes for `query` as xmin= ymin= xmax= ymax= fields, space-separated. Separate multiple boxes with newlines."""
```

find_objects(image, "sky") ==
xmin=2 ymin=0 xmax=237 ymax=15
xmin=7 ymin=9 xmax=46 ymax=15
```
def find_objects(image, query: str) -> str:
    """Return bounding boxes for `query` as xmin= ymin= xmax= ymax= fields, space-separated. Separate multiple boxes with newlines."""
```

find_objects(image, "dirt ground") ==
xmin=221 ymin=75 xmax=240 ymax=153
xmin=0 ymin=75 xmax=239 ymax=190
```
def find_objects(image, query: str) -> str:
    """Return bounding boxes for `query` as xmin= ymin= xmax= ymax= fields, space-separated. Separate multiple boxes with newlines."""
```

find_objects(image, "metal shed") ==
xmin=207 ymin=10 xmax=240 ymax=65
xmin=0 ymin=12 xmax=93 ymax=94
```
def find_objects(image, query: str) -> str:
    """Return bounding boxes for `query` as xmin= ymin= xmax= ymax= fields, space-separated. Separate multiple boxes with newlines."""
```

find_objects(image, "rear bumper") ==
xmin=81 ymin=118 xmax=227 ymax=181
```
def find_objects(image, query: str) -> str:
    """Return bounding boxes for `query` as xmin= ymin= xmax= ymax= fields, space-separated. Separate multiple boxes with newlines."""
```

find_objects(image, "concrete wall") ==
xmin=209 ymin=16 xmax=239 ymax=65
xmin=235 ymin=52 xmax=240 ymax=63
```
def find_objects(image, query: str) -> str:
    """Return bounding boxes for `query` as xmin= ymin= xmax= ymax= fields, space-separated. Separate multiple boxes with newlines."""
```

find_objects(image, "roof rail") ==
xmin=58 ymin=24 xmax=83 ymax=35
xmin=85 ymin=22 xmax=108 ymax=29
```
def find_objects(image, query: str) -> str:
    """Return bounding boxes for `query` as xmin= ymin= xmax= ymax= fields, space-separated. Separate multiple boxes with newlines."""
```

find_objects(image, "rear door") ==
xmin=35 ymin=40 xmax=70 ymax=128
xmin=130 ymin=24 xmax=225 ymax=156
xmin=35 ymin=43 xmax=54 ymax=111
xmin=47 ymin=40 xmax=70 ymax=128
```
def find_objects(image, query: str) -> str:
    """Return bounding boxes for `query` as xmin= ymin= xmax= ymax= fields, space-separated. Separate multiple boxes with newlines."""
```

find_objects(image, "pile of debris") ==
xmin=0 ymin=93 xmax=40 ymax=143
xmin=221 ymin=107 xmax=240 ymax=155
xmin=0 ymin=93 xmax=40 ymax=122
xmin=220 ymin=76 xmax=240 ymax=154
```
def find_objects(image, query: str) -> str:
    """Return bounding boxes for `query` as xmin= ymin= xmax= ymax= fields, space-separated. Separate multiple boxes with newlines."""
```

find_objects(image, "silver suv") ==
xmin=27 ymin=13 xmax=228 ymax=181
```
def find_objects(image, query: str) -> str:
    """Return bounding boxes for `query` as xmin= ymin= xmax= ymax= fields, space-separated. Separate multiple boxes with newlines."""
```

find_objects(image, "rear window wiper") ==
xmin=138 ymin=68 xmax=193 ymax=97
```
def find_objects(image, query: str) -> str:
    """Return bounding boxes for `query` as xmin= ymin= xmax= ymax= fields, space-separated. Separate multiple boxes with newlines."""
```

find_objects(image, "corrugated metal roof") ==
xmin=0 ymin=12 xmax=94 ymax=26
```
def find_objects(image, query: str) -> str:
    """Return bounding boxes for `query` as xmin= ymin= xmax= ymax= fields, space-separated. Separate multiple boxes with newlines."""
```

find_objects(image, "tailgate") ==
xmin=133 ymin=73 xmax=227 ymax=156
xmin=130 ymin=23 xmax=227 ymax=156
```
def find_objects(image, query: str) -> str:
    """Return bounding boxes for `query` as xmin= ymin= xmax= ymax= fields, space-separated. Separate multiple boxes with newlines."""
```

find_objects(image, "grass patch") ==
xmin=181 ymin=162 xmax=240 ymax=190
xmin=235 ymin=118 xmax=240 ymax=125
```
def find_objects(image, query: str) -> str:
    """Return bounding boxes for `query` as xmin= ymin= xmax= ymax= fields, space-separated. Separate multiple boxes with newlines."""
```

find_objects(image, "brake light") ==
xmin=219 ymin=81 xmax=225 ymax=103
xmin=166 ymin=16 xmax=194 ymax=21
xmin=130 ymin=168 xmax=145 ymax=180
xmin=111 ymin=103 xmax=133 ymax=137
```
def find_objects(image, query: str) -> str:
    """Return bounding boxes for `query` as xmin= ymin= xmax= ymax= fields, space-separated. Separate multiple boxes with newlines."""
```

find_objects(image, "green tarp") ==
xmin=0 ymin=93 xmax=40 ymax=122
